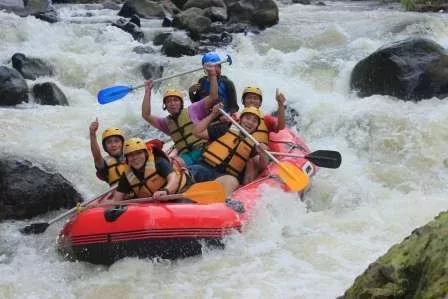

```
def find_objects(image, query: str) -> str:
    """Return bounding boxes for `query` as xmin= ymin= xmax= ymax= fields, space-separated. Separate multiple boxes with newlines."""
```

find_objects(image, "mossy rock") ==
xmin=340 ymin=211 xmax=448 ymax=299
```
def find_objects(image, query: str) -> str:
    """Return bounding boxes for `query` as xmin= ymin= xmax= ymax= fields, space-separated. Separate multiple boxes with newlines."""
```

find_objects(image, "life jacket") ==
xmin=166 ymin=109 xmax=205 ymax=155
xmin=234 ymin=112 xmax=269 ymax=144
xmin=125 ymin=151 xmax=188 ymax=198
xmin=103 ymin=155 xmax=128 ymax=186
xmin=202 ymin=127 xmax=255 ymax=177
xmin=252 ymin=116 xmax=269 ymax=144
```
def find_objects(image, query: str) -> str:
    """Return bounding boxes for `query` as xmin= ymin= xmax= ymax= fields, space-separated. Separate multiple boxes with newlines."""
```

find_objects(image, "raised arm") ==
xmin=141 ymin=80 xmax=164 ymax=131
xmin=275 ymin=88 xmax=286 ymax=131
xmin=202 ymin=64 xmax=219 ymax=110
xmin=193 ymin=103 xmax=223 ymax=140
xmin=89 ymin=118 xmax=104 ymax=168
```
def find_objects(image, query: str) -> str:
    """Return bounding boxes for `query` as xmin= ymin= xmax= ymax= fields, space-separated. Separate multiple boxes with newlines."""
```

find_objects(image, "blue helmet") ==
xmin=202 ymin=52 xmax=221 ymax=64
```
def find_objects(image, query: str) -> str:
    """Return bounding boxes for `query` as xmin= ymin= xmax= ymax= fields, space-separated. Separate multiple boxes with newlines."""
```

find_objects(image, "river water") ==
xmin=1 ymin=1 xmax=448 ymax=298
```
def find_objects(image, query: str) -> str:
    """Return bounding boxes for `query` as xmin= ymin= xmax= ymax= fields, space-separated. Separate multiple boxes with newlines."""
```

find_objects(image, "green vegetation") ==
xmin=341 ymin=211 xmax=448 ymax=298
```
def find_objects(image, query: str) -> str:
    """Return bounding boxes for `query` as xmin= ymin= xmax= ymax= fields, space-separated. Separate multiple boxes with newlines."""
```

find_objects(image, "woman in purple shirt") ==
xmin=141 ymin=64 xmax=219 ymax=166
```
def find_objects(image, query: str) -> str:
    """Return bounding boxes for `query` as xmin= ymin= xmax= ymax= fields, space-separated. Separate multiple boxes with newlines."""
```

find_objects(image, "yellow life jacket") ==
xmin=103 ymin=155 xmax=128 ymax=186
xmin=202 ymin=128 xmax=255 ymax=177
xmin=252 ymin=117 xmax=269 ymax=144
xmin=167 ymin=109 xmax=204 ymax=155
xmin=125 ymin=152 xmax=188 ymax=198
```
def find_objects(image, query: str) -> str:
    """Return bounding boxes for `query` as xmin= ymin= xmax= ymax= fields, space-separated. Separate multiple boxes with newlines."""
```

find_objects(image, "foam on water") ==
xmin=1 ymin=2 xmax=448 ymax=298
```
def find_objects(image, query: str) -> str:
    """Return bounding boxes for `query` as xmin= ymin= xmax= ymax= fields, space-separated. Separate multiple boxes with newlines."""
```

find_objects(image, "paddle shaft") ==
xmin=48 ymin=186 xmax=115 ymax=225
xmin=269 ymin=152 xmax=308 ymax=159
xmin=219 ymin=109 xmax=280 ymax=164
xmin=132 ymin=56 xmax=232 ymax=90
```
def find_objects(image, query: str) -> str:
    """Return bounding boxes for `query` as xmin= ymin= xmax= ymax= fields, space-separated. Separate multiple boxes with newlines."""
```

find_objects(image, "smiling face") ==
xmin=125 ymin=149 xmax=147 ymax=170
xmin=164 ymin=96 xmax=183 ymax=115
xmin=239 ymin=113 xmax=260 ymax=134
xmin=243 ymin=93 xmax=262 ymax=108
xmin=104 ymin=136 xmax=123 ymax=157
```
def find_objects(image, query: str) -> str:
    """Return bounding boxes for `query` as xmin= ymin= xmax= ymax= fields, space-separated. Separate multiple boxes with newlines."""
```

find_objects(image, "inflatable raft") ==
xmin=57 ymin=128 xmax=320 ymax=265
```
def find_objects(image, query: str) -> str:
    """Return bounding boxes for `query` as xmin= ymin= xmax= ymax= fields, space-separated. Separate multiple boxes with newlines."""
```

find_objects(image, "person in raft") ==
xmin=240 ymin=86 xmax=286 ymax=144
xmin=89 ymin=119 xmax=128 ymax=186
xmin=141 ymin=63 xmax=219 ymax=167
xmin=109 ymin=137 xmax=191 ymax=201
xmin=188 ymin=103 xmax=269 ymax=197
xmin=188 ymin=52 xmax=239 ymax=119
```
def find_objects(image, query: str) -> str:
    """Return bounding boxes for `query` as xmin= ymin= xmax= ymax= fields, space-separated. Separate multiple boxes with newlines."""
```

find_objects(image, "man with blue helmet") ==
xmin=189 ymin=52 xmax=239 ymax=116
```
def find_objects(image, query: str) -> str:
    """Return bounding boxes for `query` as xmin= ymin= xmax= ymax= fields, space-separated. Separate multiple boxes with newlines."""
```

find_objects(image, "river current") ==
xmin=1 ymin=1 xmax=448 ymax=298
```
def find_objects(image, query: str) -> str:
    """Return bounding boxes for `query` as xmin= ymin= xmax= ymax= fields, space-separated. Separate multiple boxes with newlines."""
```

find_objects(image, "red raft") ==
xmin=57 ymin=128 xmax=317 ymax=265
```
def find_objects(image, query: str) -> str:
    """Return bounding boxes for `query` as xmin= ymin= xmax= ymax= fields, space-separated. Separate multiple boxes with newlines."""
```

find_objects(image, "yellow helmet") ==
xmin=240 ymin=106 xmax=263 ymax=120
xmin=242 ymin=86 xmax=263 ymax=103
xmin=163 ymin=89 xmax=183 ymax=101
xmin=101 ymin=127 xmax=124 ymax=152
xmin=163 ymin=89 xmax=184 ymax=111
xmin=123 ymin=137 xmax=148 ymax=156
xmin=102 ymin=127 xmax=124 ymax=141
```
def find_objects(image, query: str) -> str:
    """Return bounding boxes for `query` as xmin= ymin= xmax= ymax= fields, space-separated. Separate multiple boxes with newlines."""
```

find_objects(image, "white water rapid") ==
xmin=1 ymin=1 xmax=448 ymax=298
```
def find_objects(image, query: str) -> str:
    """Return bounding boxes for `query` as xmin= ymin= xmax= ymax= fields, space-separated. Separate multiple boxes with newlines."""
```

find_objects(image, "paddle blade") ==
xmin=20 ymin=222 xmax=50 ymax=235
xmin=183 ymin=181 xmax=226 ymax=204
xmin=277 ymin=162 xmax=309 ymax=192
xmin=97 ymin=85 xmax=132 ymax=104
xmin=306 ymin=150 xmax=341 ymax=169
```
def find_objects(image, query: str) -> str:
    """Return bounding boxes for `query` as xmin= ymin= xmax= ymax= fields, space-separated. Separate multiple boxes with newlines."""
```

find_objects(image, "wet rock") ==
xmin=12 ymin=53 xmax=54 ymax=80
xmin=0 ymin=66 xmax=29 ymax=106
xmin=161 ymin=31 xmax=198 ymax=57
xmin=227 ymin=0 xmax=279 ymax=28
xmin=340 ymin=210 xmax=448 ymax=299
xmin=350 ymin=38 xmax=448 ymax=101
xmin=173 ymin=7 xmax=212 ymax=38
xmin=183 ymin=0 xmax=226 ymax=10
xmin=118 ymin=0 xmax=164 ymax=19
xmin=32 ymin=82 xmax=68 ymax=106
xmin=204 ymin=6 xmax=227 ymax=22
xmin=140 ymin=63 xmax=164 ymax=80
xmin=0 ymin=157 xmax=82 ymax=220
xmin=153 ymin=32 xmax=171 ymax=46
xmin=112 ymin=15 xmax=144 ymax=42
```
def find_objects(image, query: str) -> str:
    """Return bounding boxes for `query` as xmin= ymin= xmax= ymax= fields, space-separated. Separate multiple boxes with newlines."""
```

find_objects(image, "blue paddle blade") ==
xmin=97 ymin=85 xmax=132 ymax=104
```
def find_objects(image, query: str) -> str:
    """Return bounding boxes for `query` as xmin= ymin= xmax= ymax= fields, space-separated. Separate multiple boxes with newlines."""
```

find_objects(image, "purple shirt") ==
xmin=155 ymin=98 xmax=208 ymax=135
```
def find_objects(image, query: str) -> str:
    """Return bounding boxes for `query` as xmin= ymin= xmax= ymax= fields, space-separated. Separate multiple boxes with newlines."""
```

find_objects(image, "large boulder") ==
xmin=340 ymin=210 xmax=448 ymax=298
xmin=111 ymin=15 xmax=144 ymax=42
xmin=226 ymin=0 xmax=278 ymax=28
xmin=172 ymin=7 xmax=212 ymax=38
xmin=161 ymin=31 xmax=198 ymax=57
xmin=12 ymin=53 xmax=54 ymax=80
xmin=32 ymin=82 xmax=69 ymax=106
xmin=0 ymin=157 xmax=82 ymax=220
xmin=118 ymin=0 xmax=164 ymax=19
xmin=350 ymin=38 xmax=448 ymax=101
xmin=0 ymin=66 xmax=29 ymax=106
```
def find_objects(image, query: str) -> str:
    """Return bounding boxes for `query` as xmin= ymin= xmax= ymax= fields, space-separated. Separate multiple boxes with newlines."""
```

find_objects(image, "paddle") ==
xmin=20 ymin=186 xmax=116 ymax=235
xmin=269 ymin=150 xmax=342 ymax=169
xmin=97 ymin=55 xmax=233 ymax=105
xmin=94 ymin=181 xmax=226 ymax=207
xmin=219 ymin=109 xmax=309 ymax=192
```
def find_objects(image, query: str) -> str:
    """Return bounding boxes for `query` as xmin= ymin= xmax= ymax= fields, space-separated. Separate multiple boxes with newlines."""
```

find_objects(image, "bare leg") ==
xmin=216 ymin=175 xmax=239 ymax=197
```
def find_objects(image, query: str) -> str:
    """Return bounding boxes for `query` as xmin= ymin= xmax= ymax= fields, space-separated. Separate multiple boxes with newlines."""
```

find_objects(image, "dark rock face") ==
xmin=340 ymin=210 xmax=448 ymax=299
xmin=12 ymin=53 xmax=54 ymax=80
xmin=0 ymin=157 xmax=82 ymax=220
xmin=0 ymin=66 xmax=29 ymax=106
xmin=161 ymin=32 xmax=198 ymax=57
xmin=350 ymin=38 xmax=448 ymax=101
xmin=32 ymin=82 xmax=68 ymax=106
xmin=112 ymin=15 xmax=144 ymax=41
xmin=140 ymin=63 xmax=164 ymax=80
xmin=118 ymin=0 xmax=164 ymax=19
